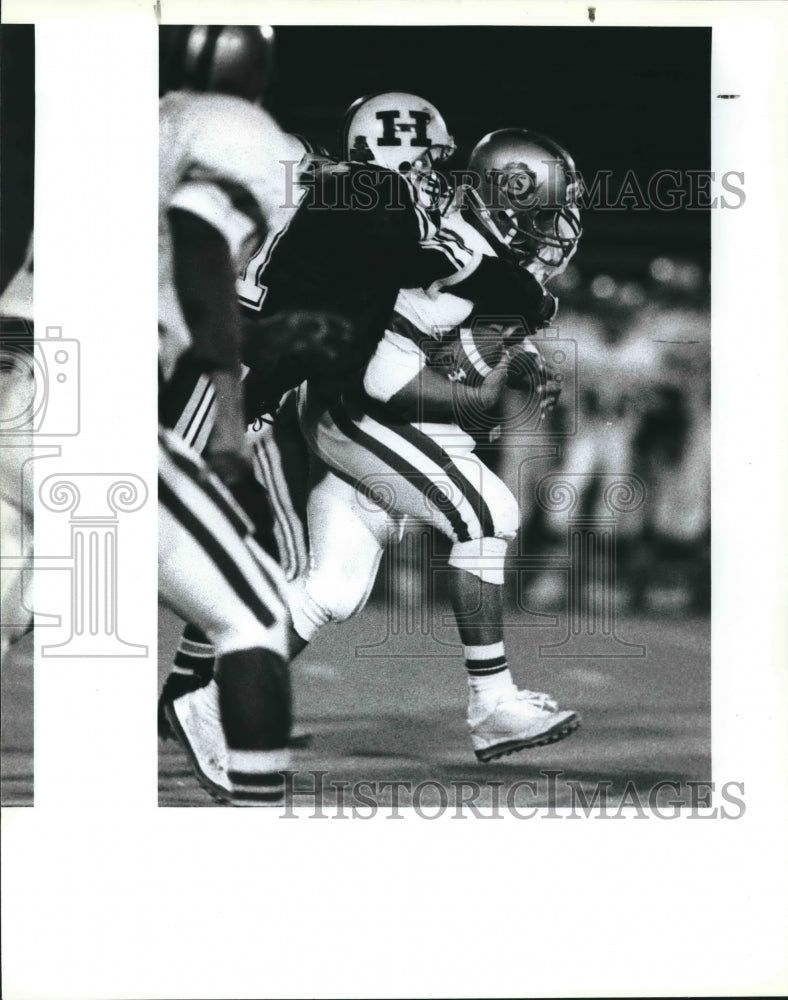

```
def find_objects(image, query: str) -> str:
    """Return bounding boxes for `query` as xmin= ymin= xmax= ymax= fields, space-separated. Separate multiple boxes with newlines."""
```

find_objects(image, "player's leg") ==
xmin=288 ymin=465 xmax=394 ymax=655
xmin=0 ymin=495 xmax=33 ymax=662
xmin=0 ymin=325 xmax=34 ymax=661
xmin=157 ymin=365 xmax=221 ymax=720
xmin=158 ymin=430 xmax=292 ymax=804
xmin=251 ymin=389 xmax=309 ymax=583
xmin=305 ymin=402 xmax=580 ymax=759
xmin=160 ymin=391 xmax=312 ymax=736
xmin=160 ymin=357 xmax=216 ymax=452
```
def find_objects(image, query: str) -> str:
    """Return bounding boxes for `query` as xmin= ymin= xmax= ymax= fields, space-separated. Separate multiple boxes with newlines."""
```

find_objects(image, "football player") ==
xmin=159 ymin=93 xmax=500 ymax=701
xmin=292 ymin=127 xmax=583 ymax=761
xmin=0 ymin=236 xmax=34 ymax=663
xmin=162 ymin=98 xmax=582 ymax=765
xmin=158 ymin=26 xmax=315 ymax=805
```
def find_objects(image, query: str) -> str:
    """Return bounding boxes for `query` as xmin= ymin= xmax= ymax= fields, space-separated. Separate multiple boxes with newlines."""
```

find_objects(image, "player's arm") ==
xmin=386 ymin=358 xmax=509 ymax=423
xmin=362 ymin=329 xmax=508 ymax=423
xmin=170 ymin=208 xmax=242 ymax=372
xmin=169 ymin=207 xmax=249 ymax=483
xmin=389 ymin=180 xmax=557 ymax=330
xmin=438 ymin=255 xmax=558 ymax=331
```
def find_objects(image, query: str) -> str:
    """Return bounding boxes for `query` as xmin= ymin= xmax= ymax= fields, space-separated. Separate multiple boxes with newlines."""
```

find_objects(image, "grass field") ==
xmin=157 ymin=600 xmax=710 ymax=810
xmin=1 ymin=630 xmax=34 ymax=806
xmin=0 ymin=603 xmax=711 ymax=810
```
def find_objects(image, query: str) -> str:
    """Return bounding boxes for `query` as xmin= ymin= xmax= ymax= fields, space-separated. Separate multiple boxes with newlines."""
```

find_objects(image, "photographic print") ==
xmin=2 ymin=4 xmax=786 ymax=999
xmin=157 ymin=25 xmax=714 ymax=813
xmin=1 ymin=23 xmax=35 ymax=805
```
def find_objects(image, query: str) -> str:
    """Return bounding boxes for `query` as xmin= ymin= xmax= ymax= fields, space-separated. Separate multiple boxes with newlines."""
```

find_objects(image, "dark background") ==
xmin=0 ymin=25 xmax=35 ymax=295
xmin=1 ymin=28 xmax=711 ymax=292
xmin=2 ymin=26 xmax=710 ymax=287
xmin=268 ymin=26 xmax=711 ymax=275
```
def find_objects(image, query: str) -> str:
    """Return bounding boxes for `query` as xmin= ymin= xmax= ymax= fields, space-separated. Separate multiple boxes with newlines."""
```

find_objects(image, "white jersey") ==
xmin=363 ymin=207 xmax=493 ymax=402
xmin=0 ymin=233 xmax=34 ymax=321
xmin=158 ymin=90 xmax=307 ymax=381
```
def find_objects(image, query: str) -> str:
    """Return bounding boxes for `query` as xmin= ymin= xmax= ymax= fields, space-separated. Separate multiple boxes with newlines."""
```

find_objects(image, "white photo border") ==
xmin=1 ymin=2 xmax=787 ymax=998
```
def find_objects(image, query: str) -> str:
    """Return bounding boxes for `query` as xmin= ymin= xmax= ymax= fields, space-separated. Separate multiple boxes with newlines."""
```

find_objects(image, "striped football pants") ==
xmin=158 ymin=428 xmax=288 ymax=658
xmin=298 ymin=387 xmax=519 ymax=583
xmin=165 ymin=369 xmax=309 ymax=583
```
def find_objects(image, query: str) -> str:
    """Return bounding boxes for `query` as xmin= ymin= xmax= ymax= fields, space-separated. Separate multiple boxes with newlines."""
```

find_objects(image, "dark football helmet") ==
xmin=464 ymin=128 xmax=582 ymax=268
xmin=159 ymin=25 xmax=274 ymax=102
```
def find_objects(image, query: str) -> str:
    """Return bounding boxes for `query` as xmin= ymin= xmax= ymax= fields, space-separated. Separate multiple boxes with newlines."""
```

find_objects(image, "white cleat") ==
xmin=165 ymin=680 xmax=293 ymax=807
xmin=165 ymin=680 xmax=232 ymax=801
xmin=469 ymin=689 xmax=580 ymax=762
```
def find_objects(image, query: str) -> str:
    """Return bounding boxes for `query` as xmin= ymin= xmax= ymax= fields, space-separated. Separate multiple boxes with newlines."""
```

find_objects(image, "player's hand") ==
xmin=506 ymin=340 xmax=562 ymax=421
xmin=477 ymin=353 xmax=511 ymax=411
xmin=538 ymin=360 xmax=562 ymax=419
xmin=203 ymin=370 xmax=252 ymax=487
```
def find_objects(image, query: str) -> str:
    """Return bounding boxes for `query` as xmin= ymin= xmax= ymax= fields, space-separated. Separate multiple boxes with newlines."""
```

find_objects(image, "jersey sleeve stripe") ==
xmin=459 ymin=326 xmax=494 ymax=377
xmin=170 ymin=182 xmax=257 ymax=263
xmin=426 ymin=251 xmax=483 ymax=295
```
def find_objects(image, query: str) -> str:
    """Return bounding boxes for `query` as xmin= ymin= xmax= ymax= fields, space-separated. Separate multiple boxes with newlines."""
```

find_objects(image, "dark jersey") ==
xmin=235 ymin=161 xmax=481 ymax=416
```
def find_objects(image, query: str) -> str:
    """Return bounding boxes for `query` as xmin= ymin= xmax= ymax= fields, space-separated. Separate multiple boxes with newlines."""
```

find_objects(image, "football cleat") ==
xmin=165 ymin=681 xmax=296 ymax=807
xmin=158 ymin=671 xmax=209 ymax=741
xmin=164 ymin=680 xmax=233 ymax=801
xmin=159 ymin=673 xmax=314 ymax=749
xmin=469 ymin=688 xmax=580 ymax=762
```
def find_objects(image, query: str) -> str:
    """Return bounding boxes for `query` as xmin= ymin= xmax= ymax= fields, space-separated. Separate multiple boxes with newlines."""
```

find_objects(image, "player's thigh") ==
xmin=304 ymin=467 xmax=389 ymax=609
xmin=248 ymin=390 xmax=310 ymax=581
xmin=310 ymin=405 xmax=518 ymax=542
xmin=161 ymin=361 xmax=216 ymax=452
xmin=158 ymin=433 xmax=288 ymax=655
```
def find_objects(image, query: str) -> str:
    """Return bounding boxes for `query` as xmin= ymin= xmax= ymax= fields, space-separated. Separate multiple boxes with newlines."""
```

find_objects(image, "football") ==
xmin=426 ymin=321 xmax=510 ymax=387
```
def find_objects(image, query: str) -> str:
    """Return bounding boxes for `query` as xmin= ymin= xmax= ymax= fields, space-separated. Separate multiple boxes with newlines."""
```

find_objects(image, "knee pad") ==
xmin=485 ymin=480 xmax=520 ymax=544
xmin=449 ymin=536 xmax=509 ymax=585
xmin=287 ymin=577 xmax=333 ymax=644
xmin=288 ymin=551 xmax=382 ymax=643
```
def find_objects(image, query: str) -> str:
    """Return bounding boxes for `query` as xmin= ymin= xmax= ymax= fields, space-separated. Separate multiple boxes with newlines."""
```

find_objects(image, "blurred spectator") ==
xmin=499 ymin=258 xmax=710 ymax=615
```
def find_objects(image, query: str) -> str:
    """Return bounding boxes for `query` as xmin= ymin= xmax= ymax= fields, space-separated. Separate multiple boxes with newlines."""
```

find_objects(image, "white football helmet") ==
xmin=342 ymin=92 xmax=456 ymax=208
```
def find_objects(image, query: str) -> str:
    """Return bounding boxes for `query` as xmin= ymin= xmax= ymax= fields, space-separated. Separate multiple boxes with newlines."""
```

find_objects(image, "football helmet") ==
xmin=159 ymin=26 xmax=274 ymax=102
xmin=342 ymin=92 xmax=456 ymax=209
xmin=464 ymin=128 xmax=582 ymax=268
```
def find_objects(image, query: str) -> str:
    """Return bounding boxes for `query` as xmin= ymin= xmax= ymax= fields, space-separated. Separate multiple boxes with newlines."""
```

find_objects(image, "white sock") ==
xmin=467 ymin=668 xmax=515 ymax=700
xmin=227 ymin=748 xmax=292 ymax=776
